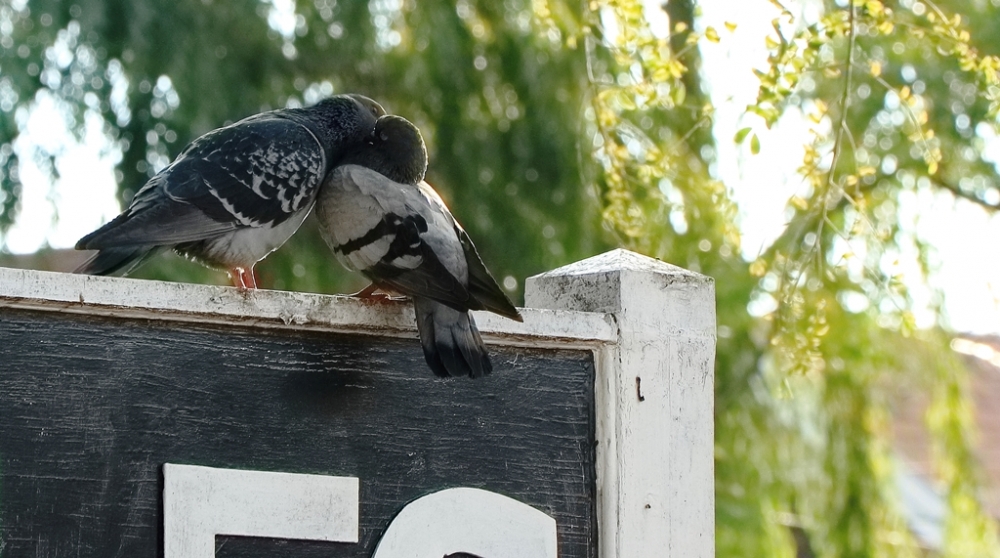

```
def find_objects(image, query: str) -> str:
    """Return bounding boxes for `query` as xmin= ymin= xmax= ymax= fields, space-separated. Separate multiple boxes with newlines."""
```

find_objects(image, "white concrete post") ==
xmin=525 ymin=249 xmax=716 ymax=558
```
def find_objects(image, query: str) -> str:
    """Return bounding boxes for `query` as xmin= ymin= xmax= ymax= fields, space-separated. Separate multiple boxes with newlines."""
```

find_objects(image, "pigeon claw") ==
xmin=348 ymin=283 xmax=410 ymax=305
xmin=229 ymin=266 xmax=258 ymax=292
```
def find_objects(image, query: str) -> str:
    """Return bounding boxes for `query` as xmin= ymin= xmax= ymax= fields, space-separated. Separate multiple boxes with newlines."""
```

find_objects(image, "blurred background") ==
xmin=2 ymin=0 xmax=1000 ymax=555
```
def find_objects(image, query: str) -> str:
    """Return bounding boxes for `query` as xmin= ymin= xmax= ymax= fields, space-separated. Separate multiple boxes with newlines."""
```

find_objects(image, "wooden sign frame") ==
xmin=0 ymin=249 xmax=715 ymax=557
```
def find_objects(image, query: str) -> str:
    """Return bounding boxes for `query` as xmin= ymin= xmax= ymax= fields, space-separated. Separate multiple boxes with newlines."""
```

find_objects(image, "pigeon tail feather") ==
xmin=414 ymin=298 xmax=492 ymax=379
xmin=75 ymin=211 xmax=134 ymax=250
xmin=74 ymin=245 xmax=158 ymax=276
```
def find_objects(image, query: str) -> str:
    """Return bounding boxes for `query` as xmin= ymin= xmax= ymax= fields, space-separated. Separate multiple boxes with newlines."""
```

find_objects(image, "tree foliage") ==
xmin=2 ymin=0 xmax=999 ymax=555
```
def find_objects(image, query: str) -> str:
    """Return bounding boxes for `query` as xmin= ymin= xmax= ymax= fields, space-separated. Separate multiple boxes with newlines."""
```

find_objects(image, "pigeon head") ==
xmin=304 ymin=94 xmax=385 ymax=148
xmin=346 ymin=94 xmax=386 ymax=121
xmin=347 ymin=115 xmax=428 ymax=185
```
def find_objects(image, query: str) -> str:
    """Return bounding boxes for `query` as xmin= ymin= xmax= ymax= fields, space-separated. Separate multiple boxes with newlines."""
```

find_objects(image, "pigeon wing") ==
xmin=75 ymin=171 xmax=238 ymax=248
xmin=416 ymin=182 xmax=523 ymax=321
xmin=455 ymin=226 xmax=523 ymax=321
xmin=78 ymin=115 xmax=325 ymax=248
xmin=323 ymin=166 xmax=474 ymax=311
xmin=164 ymin=115 xmax=325 ymax=227
xmin=367 ymin=215 xmax=474 ymax=311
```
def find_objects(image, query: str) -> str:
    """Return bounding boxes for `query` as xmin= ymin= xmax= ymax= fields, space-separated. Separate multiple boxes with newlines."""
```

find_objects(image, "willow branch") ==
xmin=932 ymin=178 xmax=1000 ymax=211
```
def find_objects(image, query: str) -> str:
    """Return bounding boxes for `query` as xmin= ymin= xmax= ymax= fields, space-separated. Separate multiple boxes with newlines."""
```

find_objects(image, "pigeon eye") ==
xmin=380 ymin=132 xmax=389 ymax=141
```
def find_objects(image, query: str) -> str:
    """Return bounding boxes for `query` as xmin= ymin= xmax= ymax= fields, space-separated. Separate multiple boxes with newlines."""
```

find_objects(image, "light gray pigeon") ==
xmin=74 ymin=94 xmax=385 ymax=289
xmin=316 ymin=115 xmax=522 ymax=378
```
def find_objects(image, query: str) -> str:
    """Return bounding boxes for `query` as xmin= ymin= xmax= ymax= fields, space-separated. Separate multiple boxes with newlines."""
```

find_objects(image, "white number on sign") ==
xmin=162 ymin=464 xmax=558 ymax=558
xmin=371 ymin=486 xmax=557 ymax=558
xmin=163 ymin=463 xmax=360 ymax=558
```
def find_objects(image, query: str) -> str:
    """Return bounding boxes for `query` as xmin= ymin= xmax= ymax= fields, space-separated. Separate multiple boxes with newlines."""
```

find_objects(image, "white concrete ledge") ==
xmin=0 ymin=267 xmax=616 ymax=349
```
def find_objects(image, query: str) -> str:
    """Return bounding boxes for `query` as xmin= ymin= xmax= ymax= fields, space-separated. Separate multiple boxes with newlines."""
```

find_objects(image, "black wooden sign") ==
xmin=0 ymin=307 xmax=596 ymax=557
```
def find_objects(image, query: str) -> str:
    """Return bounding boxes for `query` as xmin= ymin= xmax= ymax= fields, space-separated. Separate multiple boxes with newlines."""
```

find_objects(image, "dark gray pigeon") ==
xmin=74 ymin=94 xmax=385 ymax=289
xmin=316 ymin=115 xmax=522 ymax=378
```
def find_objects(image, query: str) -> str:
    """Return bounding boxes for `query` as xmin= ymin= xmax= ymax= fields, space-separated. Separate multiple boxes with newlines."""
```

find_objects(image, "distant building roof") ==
xmin=892 ymin=333 xmax=1000 ymax=549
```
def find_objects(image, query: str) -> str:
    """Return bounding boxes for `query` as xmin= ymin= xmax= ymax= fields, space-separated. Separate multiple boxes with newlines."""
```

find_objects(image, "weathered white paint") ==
xmin=526 ymin=249 xmax=717 ymax=558
xmin=0 ymin=266 xmax=616 ymax=349
xmin=162 ymin=463 xmax=359 ymax=558
xmin=371 ymin=487 xmax=558 ymax=558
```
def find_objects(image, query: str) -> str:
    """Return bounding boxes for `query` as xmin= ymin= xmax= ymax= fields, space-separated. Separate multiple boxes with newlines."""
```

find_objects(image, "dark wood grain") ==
xmin=0 ymin=307 xmax=596 ymax=557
